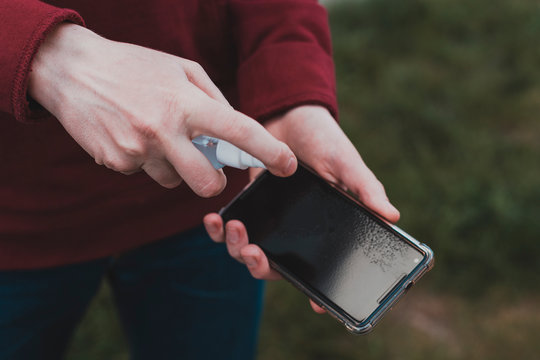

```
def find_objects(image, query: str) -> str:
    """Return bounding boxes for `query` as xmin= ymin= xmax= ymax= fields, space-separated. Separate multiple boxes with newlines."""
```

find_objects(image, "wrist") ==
xmin=27 ymin=23 xmax=100 ymax=116
xmin=268 ymin=105 xmax=334 ymax=141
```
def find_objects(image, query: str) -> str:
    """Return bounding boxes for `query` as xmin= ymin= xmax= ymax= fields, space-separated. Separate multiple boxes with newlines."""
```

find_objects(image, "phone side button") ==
xmin=405 ymin=281 xmax=414 ymax=290
xmin=390 ymin=285 xmax=410 ymax=310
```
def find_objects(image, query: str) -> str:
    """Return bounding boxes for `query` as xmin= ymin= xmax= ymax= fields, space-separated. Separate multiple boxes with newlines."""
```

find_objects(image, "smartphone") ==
xmin=220 ymin=163 xmax=434 ymax=334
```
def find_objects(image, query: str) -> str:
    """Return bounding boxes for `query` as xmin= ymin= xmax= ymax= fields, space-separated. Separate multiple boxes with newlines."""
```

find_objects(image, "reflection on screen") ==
xmin=223 ymin=165 xmax=424 ymax=322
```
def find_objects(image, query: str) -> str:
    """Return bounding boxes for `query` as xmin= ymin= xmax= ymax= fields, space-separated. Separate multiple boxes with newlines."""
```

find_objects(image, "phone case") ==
xmin=273 ymin=225 xmax=434 ymax=334
xmin=220 ymin=165 xmax=434 ymax=334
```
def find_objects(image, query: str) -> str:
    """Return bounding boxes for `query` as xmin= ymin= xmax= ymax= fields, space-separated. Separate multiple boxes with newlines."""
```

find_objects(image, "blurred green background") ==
xmin=66 ymin=0 xmax=540 ymax=358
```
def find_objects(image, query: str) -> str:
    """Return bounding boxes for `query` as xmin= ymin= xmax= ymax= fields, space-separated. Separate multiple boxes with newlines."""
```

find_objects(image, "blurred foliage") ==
xmin=67 ymin=283 xmax=128 ymax=360
xmin=332 ymin=0 xmax=540 ymax=295
xmin=67 ymin=0 xmax=540 ymax=358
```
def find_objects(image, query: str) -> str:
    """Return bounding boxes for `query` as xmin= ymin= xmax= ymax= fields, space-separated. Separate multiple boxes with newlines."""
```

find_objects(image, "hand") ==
xmin=204 ymin=105 xmax=400 ymax=313
xmin=27 ymin=23 xmax=296 ymax=196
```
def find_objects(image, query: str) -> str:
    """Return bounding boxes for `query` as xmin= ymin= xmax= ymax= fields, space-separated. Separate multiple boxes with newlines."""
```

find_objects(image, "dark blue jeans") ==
xmin=0 ymin=226 xmax=264 ymax=360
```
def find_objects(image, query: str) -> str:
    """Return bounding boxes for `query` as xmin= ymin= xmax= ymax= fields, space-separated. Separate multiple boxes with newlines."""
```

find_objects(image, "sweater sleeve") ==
xmin=0 ymin=0 xmax=84 ymax=123
xmin=229 ymin=0 xmax=338 ymax=120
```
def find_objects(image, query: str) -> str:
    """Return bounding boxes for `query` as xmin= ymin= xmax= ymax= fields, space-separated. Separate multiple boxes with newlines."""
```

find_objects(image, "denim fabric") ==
xmin=0 ymin=226 xmax=264 ymax=360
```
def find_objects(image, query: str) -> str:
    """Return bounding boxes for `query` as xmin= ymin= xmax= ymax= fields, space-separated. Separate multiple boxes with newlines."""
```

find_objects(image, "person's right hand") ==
xmin=27 ymin=23 xmax=297 ymax=195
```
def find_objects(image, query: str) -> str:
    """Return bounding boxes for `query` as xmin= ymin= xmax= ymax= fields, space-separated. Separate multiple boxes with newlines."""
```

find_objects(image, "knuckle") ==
xmin=102 ymin=155 xmax=137 ymax=173
xmin=181 ymin=60 xmax=208 ymax=84
xmin=133 ymin=119 xmax=160 ymax=142
xmin=185 ymin=59 xmax=204 ymax=74
xmin=116 ymin=138 xmax=146 ymax=158
xmin=192 ymin=62 xmax=205 ymax=75
xmin=92 ymin=147 xmax=107 ymax=166
xmin=94 ymin=156 xmax=104 ymax=166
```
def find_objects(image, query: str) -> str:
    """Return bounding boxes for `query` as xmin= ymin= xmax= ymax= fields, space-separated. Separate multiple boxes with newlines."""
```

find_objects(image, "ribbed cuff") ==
xmin=10 ymin=9 xmax=84 ymax=122
xmin=236 ymin=42 xmax=338 ymax=121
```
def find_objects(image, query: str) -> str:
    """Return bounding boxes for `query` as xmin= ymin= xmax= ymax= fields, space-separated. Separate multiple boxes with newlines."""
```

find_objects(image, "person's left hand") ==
xmin=203 ymin=105 xmax=400 ymax=313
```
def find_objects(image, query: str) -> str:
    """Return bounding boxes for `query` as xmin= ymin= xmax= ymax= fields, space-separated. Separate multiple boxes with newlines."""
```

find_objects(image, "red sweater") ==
xmin=0 ymin=0 xmax=337 ymax=269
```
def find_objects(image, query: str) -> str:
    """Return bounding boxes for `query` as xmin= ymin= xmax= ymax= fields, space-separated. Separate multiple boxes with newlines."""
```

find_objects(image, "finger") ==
xmin=350 ymin=171 xmax=400 ymax=223
xmin=203 ymin=213 xmax=224 ymax=243
xmin=248 ymin=167 xmax=264 ymax=183
xmin=120 ymin=168 xmax=143 ymax=176
xmin=337 ymin=157 xmax=400 ymax=223
xmin=224 ymin=220 xmax=249 ymax=262
xmin=186 ymin=89 xmax=297 ymax=177
xmin=141 ymin=158 xmax=183 ymax=189
xmin=309 ymin=299 xmax=327 ymax=314
xmin=240 ymin=244 xmax=282 ymax=280
xmin=181 ymin=60 xmax=230 ymax=106
xmin=163 ymin=138 xmax=227 ymax=198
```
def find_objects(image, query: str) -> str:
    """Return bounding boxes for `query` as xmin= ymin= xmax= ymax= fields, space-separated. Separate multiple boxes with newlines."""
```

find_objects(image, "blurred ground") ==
xmin=258 ymin=285 xmax=540 ymax=360
xmin=66 ymin=0 xmax=540 ymax=359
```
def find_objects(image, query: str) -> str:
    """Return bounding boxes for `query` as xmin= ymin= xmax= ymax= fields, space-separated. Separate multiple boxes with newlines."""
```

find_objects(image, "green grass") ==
xmin=66 ymin=0 xmax=540 ymax=358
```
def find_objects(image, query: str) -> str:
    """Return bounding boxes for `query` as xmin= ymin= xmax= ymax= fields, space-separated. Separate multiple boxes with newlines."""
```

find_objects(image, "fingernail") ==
xmin=228 ymin=228 xmax=239 ymax=244
xmin=286 ymin=156 xmax=296 ymax=174
xmin=245 ymin=255 xmax=257 ymax=268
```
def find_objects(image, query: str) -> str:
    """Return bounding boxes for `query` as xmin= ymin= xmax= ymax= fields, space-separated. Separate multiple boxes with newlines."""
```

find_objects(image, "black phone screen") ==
xmin=221 ymin=164 xmax=425 ymax=323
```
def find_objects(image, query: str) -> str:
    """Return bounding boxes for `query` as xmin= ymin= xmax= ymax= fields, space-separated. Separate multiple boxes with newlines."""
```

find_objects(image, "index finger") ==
xmin=186 ymin=88 xmax=297 ymax=177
